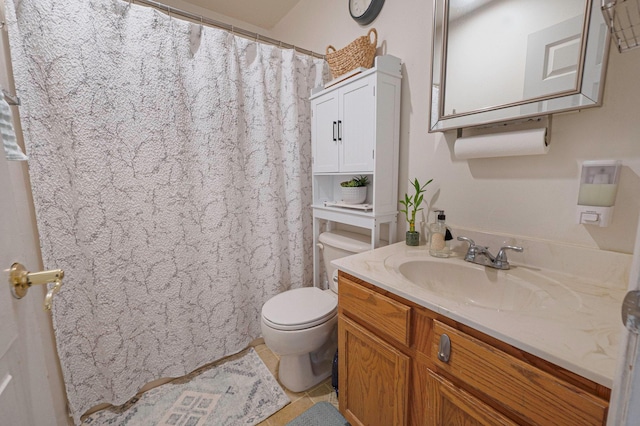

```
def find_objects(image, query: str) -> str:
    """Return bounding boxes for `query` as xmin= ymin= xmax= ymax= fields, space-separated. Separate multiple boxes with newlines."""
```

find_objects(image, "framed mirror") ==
xmin=429 ymin=0 xmax=610 ymax=132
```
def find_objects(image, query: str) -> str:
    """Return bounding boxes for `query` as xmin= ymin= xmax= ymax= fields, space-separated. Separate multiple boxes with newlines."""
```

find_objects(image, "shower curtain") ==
xmin=5 ymin=0 xmax=326 ymax=422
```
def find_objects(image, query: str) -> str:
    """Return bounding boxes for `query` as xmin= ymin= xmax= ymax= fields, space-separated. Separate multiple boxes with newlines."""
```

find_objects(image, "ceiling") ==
xmin=180 ymin=0 xmax=302 ymax=29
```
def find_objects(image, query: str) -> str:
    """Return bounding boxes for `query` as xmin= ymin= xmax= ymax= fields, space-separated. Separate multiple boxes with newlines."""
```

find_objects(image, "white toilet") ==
xmin=261 ymin=230 xmax=371 ymax=392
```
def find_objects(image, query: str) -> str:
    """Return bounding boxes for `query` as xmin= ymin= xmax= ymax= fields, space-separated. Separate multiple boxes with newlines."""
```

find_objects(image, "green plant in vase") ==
xmin=399 ymin=178 xmax=433 ymax=246
xmin=340 ymin=175 xmax=369 ymax=187
xmin=340 ymin=175 xmax=370 ymax=204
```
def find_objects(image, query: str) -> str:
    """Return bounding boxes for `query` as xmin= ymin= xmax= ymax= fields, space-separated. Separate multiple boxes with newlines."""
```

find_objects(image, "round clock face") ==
xmin=349 ymin=0 xmax=384 ymax=25
xmin=350 ymin=0 xmax=373 ymax=18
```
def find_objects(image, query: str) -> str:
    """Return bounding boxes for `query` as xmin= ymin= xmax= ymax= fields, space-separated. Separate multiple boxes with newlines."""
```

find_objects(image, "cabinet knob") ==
xmin=438 ymin=334 xmax=451 ymax=363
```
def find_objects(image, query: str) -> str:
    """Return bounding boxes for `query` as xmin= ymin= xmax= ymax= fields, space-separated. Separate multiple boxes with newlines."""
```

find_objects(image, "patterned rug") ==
xmin=81 ymin=348 xmax=289 ymax=426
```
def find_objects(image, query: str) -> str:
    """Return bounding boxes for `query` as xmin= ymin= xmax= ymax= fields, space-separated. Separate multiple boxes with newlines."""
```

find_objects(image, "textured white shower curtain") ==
xmin=6 ymin=0 xmax=326 ymax=423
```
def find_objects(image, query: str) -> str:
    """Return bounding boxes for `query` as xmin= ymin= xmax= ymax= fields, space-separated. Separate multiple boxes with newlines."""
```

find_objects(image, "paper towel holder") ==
xmin=456 ymin=115 xmax=551 ymax=147
xmin=453 ymin=116 xmax=551 ymax=160
xmin=576 ymin=160 xmax=621 ymax=227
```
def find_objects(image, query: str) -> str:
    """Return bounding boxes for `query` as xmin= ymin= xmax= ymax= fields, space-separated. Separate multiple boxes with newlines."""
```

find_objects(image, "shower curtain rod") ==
xmin=130 ymin=0 xmax=325 ymax=59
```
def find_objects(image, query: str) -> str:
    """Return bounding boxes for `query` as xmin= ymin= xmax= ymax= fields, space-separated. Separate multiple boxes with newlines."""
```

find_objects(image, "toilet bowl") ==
xmin=261 ymin=230 xmax=371 ymax=392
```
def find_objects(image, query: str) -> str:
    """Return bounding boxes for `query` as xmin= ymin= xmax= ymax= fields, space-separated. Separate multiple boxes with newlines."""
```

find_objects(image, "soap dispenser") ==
xmin=429 ymin=210 xmax=449 ymax=258
xmin=576 ymin=160 xmax=621 ymax=227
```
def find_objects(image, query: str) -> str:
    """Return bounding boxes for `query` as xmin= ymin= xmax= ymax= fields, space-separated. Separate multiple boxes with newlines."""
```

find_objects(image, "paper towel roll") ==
xmin=454 ymin=128 xmax=549 ymax=159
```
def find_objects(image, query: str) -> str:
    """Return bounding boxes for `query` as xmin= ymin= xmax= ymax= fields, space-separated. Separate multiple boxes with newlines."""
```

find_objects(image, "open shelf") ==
xmin=321 ymin=201 xmax=373 ymax=211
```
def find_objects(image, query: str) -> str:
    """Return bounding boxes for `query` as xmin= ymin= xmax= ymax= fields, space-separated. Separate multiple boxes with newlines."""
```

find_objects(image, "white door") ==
xmin=0 ymin=138 xmax=65 ymax=425
xmin=0 ymin=18 xmax=68 ymax=426
xmin=339 ymin=76 xmax=375 ymax=173
xmin=311 ymin=91 xmax=340 ymax=173
xmin=521 ymin=15 xmax=583 ymax=115
xmin=608 ymin=217 xmax=640 ymax=425
xmin=523 ymin=15 xmax=584 ymax=100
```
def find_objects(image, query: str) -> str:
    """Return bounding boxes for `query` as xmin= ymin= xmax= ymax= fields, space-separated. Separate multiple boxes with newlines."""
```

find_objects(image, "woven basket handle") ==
xmin=326 ymin=45 xmax=337 ymax=54
xmin=368 ymin=28 xmax=378 ymax=47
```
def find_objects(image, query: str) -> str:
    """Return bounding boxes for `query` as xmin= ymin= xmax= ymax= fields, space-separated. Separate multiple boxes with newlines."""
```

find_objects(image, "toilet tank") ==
xmin=318 ymin=230 xmax=373 ymax=292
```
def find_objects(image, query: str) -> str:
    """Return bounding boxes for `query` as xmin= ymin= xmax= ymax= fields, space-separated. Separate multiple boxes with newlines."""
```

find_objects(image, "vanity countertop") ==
xmin=332 ymin=240 xmax=630 ymax=388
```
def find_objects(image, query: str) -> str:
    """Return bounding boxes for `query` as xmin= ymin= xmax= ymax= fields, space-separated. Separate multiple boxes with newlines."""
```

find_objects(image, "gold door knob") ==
xmin=8 ymin=262 xmax=64 ymax=311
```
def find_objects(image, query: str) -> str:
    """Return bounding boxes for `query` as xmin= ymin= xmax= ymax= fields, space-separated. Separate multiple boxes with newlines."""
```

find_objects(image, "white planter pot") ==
xmin=341 ymin=186 xmax=367 ymax=204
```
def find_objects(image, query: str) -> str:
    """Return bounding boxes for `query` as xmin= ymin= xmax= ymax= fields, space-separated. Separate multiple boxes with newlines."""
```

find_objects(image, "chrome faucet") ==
xmin=457 ymin=236 xmax=523 ymax=270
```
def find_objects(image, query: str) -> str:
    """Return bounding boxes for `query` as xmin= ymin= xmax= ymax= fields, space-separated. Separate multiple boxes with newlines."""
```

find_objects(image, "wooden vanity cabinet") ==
xmin=337 ymin=271 xmax=610 ymax=426
xmin=338 ymin=316 xmax=410 ymax=426
xmin=337 ymin=272 xmax=412 ymax=425
xmin=427 ymin=371 xmax=517 ymax=426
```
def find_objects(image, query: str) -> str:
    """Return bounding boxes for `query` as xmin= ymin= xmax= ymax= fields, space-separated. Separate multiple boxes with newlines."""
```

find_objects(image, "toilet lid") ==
xmin=262 ymin=287 xmax=337 ymax=331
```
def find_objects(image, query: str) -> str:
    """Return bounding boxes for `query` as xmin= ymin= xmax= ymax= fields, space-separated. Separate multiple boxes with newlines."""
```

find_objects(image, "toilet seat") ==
xmin=262 ymin=287 xmax=337 ymax=331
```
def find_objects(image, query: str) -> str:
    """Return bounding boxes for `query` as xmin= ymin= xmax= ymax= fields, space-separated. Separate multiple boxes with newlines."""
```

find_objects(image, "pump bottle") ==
xmin=429 ymin=210 xmax=449 ymax=258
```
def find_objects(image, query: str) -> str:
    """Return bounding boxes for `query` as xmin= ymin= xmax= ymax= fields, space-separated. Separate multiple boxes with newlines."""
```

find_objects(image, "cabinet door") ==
xmin=339 ymin=77 xmax=375 ymax=172
xmin=338 ymin=315 xmax=410 ymax=426
xmin=427 ymin=371 xmax=517 ymax=426
xmin=312 ymin=91 xmax=340 ymax=173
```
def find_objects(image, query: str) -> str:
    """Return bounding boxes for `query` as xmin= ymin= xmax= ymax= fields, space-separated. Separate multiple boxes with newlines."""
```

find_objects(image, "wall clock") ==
xmin=349 ymin=0 xmax=385 ymax=25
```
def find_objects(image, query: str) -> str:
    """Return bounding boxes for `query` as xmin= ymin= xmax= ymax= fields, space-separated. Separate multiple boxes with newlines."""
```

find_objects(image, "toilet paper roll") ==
xmin=454 ymin=128 xmax=549 ymax=159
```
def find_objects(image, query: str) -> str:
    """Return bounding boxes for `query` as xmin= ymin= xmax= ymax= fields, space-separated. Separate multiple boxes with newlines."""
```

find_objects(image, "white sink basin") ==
xmin=397 ymin=259 xmax=581 ymax=312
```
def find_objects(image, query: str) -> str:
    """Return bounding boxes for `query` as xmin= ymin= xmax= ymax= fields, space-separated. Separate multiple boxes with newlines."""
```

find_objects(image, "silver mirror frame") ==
xmin=429 ymin=0 xmax=611 ymax=132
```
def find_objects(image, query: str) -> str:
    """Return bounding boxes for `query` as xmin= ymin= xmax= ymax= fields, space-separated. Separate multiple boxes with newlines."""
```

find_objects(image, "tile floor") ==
xmin=254 ymin=343 xmax=339 ymax=426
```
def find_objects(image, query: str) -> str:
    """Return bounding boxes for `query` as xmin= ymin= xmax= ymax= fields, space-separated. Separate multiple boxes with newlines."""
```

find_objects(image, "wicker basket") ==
xmin=325 ymin=28 xmax=378 ymax=79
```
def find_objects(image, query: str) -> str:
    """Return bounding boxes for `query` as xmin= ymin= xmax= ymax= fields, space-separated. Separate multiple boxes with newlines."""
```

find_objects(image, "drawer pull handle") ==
xmin=438 ymin=334 xmax=451 ymax=363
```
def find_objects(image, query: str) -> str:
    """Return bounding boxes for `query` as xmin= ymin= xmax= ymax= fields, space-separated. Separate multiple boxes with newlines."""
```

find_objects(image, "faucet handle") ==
xmin=457 ymin=236 xmax=478 ymax=261
xmin=496 ymin=245 xmax=524 ymax=261
xmin=457 ymin=236 xmax=476 ymax=247
xmin=494 ymin=246 xmax=524 ymax=269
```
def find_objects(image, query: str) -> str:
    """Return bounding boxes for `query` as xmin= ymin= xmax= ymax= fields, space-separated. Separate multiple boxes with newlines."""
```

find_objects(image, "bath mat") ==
xmin=285 ymin=402 xmax=350 ymax=426
xmin=81 ymin=348 xmax=289 ymax=426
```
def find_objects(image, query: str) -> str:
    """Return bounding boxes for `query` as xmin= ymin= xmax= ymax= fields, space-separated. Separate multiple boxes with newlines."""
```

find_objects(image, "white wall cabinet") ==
xmin=311 ymin=55 xmax=402 ymax=286
xmin=312 ymin=77 xmax=375 ymax=173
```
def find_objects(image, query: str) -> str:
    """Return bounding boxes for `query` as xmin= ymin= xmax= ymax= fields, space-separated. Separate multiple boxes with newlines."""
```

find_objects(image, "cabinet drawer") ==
xmin=339 ymin=277 xmax=411 ymax=346
xmin=431 ymin=321 xmax=608 ymax=426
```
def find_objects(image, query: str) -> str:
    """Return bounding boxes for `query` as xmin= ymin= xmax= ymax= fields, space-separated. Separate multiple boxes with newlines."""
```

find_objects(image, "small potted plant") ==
xmin=340 ymin=175 xmax=370 ymax=204
xmin=399 ymin=178 xmax=433 ymax=246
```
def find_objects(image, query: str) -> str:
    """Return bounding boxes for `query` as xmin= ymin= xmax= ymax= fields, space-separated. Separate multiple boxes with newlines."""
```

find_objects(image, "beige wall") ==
xmin=272 ymin=0 xmax=640 ymax=254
